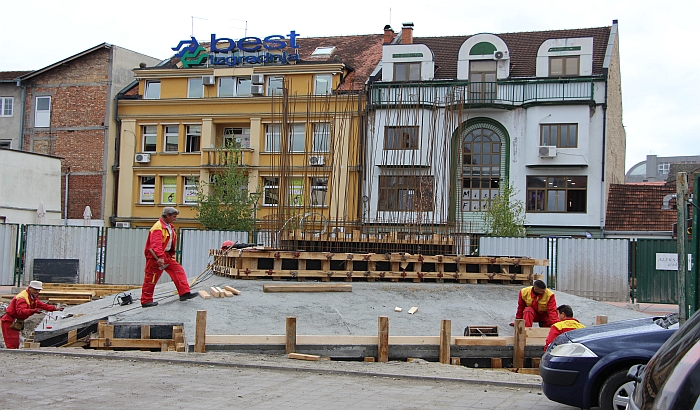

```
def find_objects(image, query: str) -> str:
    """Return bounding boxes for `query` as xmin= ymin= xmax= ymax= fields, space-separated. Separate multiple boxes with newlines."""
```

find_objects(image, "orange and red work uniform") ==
xmin=515 ymin=286 xmax=559 ymax=327
xmin=141 ymin=218 xmax=192 ymax=305
xmin=545 ymin=318 xmax=585 ymax=350
xmin=1 ymin=290 xmax=58 ymax=349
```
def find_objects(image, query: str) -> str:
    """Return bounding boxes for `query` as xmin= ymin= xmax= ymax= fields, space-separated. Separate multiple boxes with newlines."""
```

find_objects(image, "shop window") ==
xmin=140 ymin=176 xmax=155 ymax=204
xmin=526 ymin=176 xmax=587 ymax=213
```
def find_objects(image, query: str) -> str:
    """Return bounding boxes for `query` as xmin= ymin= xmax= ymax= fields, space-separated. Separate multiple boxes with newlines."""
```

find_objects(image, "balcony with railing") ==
xmin=203 ymin=148 xmax=252 ymax=167
xmin=369 ymin=78 xmax=600 ymax=108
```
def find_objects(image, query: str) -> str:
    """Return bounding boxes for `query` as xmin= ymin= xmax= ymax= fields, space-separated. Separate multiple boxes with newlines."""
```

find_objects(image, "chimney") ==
xmin=401 ymin=22 xmax=414 ymax=45
xmin=383 ymin=25 xmax=394 ymax=44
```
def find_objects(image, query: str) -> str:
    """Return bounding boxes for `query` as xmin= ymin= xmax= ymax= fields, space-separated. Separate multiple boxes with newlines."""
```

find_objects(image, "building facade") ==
xmin=116 ymin=31 xmax=384 ymax=231
xmin=626 ymin=154 xmax=700 ymax=183
xmin=18 ymin=44 xmax=160 ymax=226
xmin=364 ymin=21 xmax=625 ymax=237
xmin=0 ymin=71 xmax=30 ymax=150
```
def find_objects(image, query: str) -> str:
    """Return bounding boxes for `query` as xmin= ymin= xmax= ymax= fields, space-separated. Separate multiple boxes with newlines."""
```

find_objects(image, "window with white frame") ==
xmin=314 ymin=74 xmax=332 ymax=95
xmin=289 ymin=124 xmax=305 ymax=152
xmin=237 ymin=77 xmax=252 ymax=96
xmin=185 ymin=125 xmax=201 ymax=152
xmin=0 ymin=97 xmax=13 ymax=117
xmin=218 ymin=77 xmax=235 ymax=97
xmin=658 ymin=162 xmax=670 ymax=175
xmin=223 ymin=127 xmax=250 ymax=149
xmin=288 ymin=178 xmax=304 ymax=207
xmin=144 ymin=81 xmax=161 ymax=99
xmin=164 ymin=125 xmax=179 ymax=152
xmin=188 ymin=78 xmax=204 ymax=98
xmin=394 ymin=62 xmax=421 ymax=81
xmin=265 ymin=124 xmax=281 ymax=152
xmin=312 ymin=123 xmax=330 ymax=152
xmin=263 ymin=177 xmax=279 ymax=206
xmin=267 ymin=76 xmax=284 ymax=96
xmin=161 ymin=176 xmax=177 ymax=204
xmin=140 ymin=176 xmax=155 ymax=204
xmin=310 ymin=177 xmax=328 ymax=207
xmin=184 ymin=176 xmax=199 ymax=204
xmin=34 ymin=96 xmax=51 ymax=127
xmin=142 ymin=125 xmax=157 ymax=152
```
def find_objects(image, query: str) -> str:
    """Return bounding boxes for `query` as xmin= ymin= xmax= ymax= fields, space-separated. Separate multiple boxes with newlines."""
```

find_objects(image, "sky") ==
xmin=2 ymin=0 xmax=698 ymax=171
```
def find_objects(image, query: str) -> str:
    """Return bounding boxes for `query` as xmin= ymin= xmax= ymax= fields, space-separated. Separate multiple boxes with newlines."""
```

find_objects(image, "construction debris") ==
xmin=408 ymin=307 xmax=418 ymax=314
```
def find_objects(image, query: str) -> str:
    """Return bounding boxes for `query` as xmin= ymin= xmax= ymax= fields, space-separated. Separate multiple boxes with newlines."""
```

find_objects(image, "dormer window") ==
xmin=549 ymin=56 xmax=579 ymax=77
xmin=311 ymin=46 xmax=336 ymax=56
xmin=394 ymin=62 xmax=420 ymax=81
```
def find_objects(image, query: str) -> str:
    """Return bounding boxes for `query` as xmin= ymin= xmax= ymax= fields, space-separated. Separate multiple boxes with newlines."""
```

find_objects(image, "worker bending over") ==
xmin=544 ymin=304 xmax=585 ymax=350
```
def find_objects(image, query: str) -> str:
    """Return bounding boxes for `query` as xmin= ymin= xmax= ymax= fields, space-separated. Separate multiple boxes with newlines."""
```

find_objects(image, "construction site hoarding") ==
xmin=478 ymin=237 xmax=548 ymax=276
xmin=104 ymin=227 xmax=151 ymax=285
xmin=180 ymin=229 xmax=249 ymax=280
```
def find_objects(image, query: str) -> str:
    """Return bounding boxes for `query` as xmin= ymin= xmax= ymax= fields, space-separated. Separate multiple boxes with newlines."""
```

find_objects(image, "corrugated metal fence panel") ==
xmin=478 ymin=237 xmax=549 ymax=276
xmin=635 ymin=239 xmax=677 ymax=304
xmin=180 ymin=230 xmax=249 ymax=279
xmin=104 ymin=228 xmax=151 ymax=285
xmin=451 ymin=235 xmax=472 ymax=255
xmin=556 ymin=238 xmax=629 ymax=302
xmin=24 ymin=225 xmax=100 ymax=284
xmin=0 ymin=224 xmax=19 ymax=285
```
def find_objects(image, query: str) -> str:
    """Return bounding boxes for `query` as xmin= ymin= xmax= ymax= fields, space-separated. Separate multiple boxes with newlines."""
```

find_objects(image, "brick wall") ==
xmin=23 ymin=47 xmax=111 ymax=220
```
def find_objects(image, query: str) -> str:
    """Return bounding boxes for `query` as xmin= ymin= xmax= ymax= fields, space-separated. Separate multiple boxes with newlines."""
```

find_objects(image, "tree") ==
xmin=482 ymin=182 xmax=526 ymax=237
xmin=194 ymin=149 xmax=255 ymax=231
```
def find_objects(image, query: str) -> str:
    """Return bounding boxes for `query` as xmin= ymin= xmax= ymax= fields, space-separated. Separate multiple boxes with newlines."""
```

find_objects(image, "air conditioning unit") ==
xmin=135 ymin=153 xmax=151 ymax=163
xmin=538 ymin=146 xmax=557 ymax=158
xmin=251 ymin=84 xmax=264 ymax=95
xmin=115 ymin=221 xmax=131 ymax=228
xmin=202 ymin=75 xmax=215 ymax=85
xmin=493 ymin=50 xmax=510 ymax=60
xmin=251 ymin=74 xmax=264 ymax=85
xmin=309 ymin=155 xmax=325 ymax=166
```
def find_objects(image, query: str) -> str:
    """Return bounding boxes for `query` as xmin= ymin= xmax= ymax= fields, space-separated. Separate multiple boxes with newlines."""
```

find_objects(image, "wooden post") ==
xmin=439 ymin=319 xmax=451 ymax=364
xmin=286 ymin=316 xmax=297 ymax=354
xmin=378 ymin=316 xmax=389 ymax=362
xmin=513 ymin=319 xmax=525 ymax=368
xmin=141 ymin=325 xmax=150 ymax=339
xmin=596 ymin=315 xmax=608 ymax=325
xmin=194 ymin=310 xmax=207 ymax=353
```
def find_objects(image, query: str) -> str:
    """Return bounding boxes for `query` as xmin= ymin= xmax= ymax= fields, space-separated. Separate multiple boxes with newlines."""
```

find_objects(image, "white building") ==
xmin=363 ymin=21 xmax=625 ymax=237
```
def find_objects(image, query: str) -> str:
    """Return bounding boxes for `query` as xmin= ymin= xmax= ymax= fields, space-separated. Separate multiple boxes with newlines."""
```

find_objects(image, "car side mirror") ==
xmin=627 ymin=364 xmax=644 ymax=383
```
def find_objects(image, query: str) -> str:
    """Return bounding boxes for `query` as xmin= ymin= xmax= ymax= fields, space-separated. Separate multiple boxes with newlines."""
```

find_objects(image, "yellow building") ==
xmin=115 ymin=31 xmax=386 ymax=231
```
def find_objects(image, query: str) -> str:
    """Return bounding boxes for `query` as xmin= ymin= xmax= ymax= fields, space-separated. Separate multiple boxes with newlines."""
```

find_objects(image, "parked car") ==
xmin=627 ymin=310 xmax=700 ymax=410
xmin=539 ymin=313 xmax=678 ymax=410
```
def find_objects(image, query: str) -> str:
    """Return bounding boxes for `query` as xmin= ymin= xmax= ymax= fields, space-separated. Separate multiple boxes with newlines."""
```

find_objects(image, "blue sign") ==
xmin=172 ymin=31 xmax=301 ymax=68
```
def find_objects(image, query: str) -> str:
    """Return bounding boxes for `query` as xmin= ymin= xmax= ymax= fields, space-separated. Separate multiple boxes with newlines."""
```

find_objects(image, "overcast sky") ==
xmin=2 ymin=0 xmax=698 ymax=171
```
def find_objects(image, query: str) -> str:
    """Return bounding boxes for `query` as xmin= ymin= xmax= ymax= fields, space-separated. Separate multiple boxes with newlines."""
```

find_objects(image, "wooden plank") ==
xmin=286 ymin=316 xmax=296 ymax=354
xmin=532 ymin=358 xmax=541 ymax=368
xmin=513 ymin=319 xmax=525 ymax=369
xmin=491 ymin=358 xmax=503 ymax=368
xmin=223 ymin=286 xmax=241 ymax=295
xmin=209 ymin=287 xmax=221 ymax=297
xmin=288 ymin=353 xmax=320 ymax=361
xmin=450 ymin=357 xmax=461 ymax=365
xmin=596 ymin=315 xmax=608 ymax=325
xmin=223 ymin=290 xmax=233 ymax=297
xmin=439 ymin=319 xmax=451 ymax=364
xmin=394 ymin=307 xmax=403 ymax=312
xmin=408 ymin=307 xmax=418 ymax=314
xmin=141 ymin=325 xmax=150 ymax=339
xmin=364 ymin=357 xmax=375 ymax=362
xmin=89 ymin=338 xmax=172 ymax=349
xmin=454 ymin=337 xmax=507 ymax=346
xmin=194 ymin=310 xmax=207 ymax=353
xmin=198 ymin=290 xmax=211 ymax=299
xmin=263 ymin=284 xmax=352 ymax=293
xmin=525 ymin=328 xmax=551 ymax=338
xmin=67 ymin=329 xmax=77 ymax=344
xmin=378 ymin=316 xmax=389 ymax=363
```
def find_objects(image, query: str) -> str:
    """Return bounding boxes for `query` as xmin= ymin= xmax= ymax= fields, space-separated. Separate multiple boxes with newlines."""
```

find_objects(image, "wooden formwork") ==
xmin=209 ymin=249 xmax=547 ymax=284
xmin=89 ymin=320 xmax=186 ymax=352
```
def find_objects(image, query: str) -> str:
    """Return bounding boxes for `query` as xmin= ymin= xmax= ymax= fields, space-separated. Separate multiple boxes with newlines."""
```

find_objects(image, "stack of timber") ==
xmin=89 ymin=320 xmax=186 ymax=352
xmin=208 ymin=249 xmax=547 ymax=284
xmin=2 ymin=284 xmax=141 ymax=305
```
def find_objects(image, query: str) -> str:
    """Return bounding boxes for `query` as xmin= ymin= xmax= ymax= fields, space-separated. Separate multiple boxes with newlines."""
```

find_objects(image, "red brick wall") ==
xmin=23 ymin=48 xmax=111 ymax=220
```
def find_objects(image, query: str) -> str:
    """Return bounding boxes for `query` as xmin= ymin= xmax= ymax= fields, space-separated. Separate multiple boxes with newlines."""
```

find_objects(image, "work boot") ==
xmin=141 ymin=302 xmax=158 ymax=308
xmin=179 ymin=292 xmax=198 ymax=301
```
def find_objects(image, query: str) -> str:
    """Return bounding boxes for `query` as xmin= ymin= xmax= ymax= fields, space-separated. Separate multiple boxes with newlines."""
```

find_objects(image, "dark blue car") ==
xmin=539 ymin=314 xmax=678 ymax=410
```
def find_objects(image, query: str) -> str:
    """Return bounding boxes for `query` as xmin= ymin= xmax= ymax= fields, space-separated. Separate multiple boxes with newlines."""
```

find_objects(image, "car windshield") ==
xmin=653 ymin=313 xmax=679 ymax=329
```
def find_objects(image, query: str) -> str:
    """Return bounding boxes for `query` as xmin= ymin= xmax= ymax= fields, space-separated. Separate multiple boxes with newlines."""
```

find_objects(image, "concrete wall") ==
xmin=0 ymin=82 xmax=23 ymax=149
xmin=0 ymin=149 xmax=61 ymax=224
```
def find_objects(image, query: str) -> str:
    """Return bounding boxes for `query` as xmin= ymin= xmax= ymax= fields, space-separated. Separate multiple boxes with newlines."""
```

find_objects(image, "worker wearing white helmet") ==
xmin=1 ymin=281 xmax=62 ymax=349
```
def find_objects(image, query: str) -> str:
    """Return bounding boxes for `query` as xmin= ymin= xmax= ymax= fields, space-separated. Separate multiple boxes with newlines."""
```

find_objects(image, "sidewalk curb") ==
xmin=0 ymin=349 xmax=542 ymax=390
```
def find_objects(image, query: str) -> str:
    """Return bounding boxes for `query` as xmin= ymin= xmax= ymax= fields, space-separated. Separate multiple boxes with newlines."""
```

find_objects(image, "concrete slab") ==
xmin=34 ymin=276 xmax=656 ymax=351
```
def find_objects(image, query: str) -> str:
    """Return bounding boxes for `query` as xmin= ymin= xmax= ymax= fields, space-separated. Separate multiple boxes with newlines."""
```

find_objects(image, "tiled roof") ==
xmin=414 ymin=26 xmax=612 ymax=80
xmin=0 ymin=71 xmax=31 ymax=81
xmin=605 ymin=184 xmax=676 ymax=232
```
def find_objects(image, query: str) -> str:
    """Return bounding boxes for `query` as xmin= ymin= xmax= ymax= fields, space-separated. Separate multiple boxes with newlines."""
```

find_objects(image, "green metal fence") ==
xmin=634 ymin=239 xmax=678 ymax=304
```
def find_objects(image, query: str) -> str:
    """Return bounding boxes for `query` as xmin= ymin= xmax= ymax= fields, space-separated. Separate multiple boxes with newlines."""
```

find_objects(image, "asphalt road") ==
xmin=0 ymin=351 xmax=576 ymax=410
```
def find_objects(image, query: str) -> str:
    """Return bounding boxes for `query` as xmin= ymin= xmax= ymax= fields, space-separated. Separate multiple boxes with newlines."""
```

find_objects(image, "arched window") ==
xmin=461 ymin=127 xmax=502 ymax=212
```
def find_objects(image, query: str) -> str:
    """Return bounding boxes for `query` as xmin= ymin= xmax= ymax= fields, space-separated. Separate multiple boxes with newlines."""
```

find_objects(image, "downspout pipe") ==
xmin=64 ymin=168 xmax=70 ymax=225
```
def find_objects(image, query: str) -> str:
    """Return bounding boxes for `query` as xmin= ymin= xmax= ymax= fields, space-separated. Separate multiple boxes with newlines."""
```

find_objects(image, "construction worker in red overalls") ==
xmin=141 ymin=207 xmax=197 ymax=307
xmin=511 ymin=279 xmax=560 ymax=328
xmin=545 ymin=304 xmax=585 ymax=350
xmin=1 ymin=281 xmax=62 ymax=349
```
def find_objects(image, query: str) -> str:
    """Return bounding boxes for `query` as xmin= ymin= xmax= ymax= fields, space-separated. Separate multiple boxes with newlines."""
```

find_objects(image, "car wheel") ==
xmin=599 ymin=369 xmax=635 ymax=410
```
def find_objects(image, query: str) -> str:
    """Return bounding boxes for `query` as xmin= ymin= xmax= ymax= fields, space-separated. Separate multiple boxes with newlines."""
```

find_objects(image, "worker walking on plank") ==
xmin=141 ymin=207 xmax=197 ymax=308
xmin=510 ymin=279 xmax=559 ymax=328
xmin=1 ymin=281 xmax=62 ymax=349
xmin=544 ymin=304 xmax=585 ymax=350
